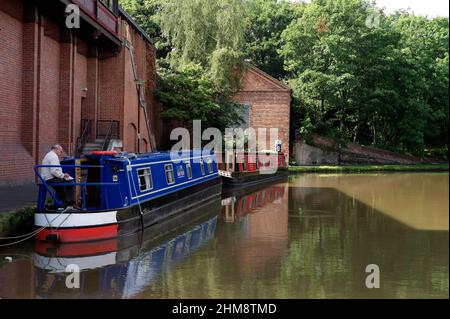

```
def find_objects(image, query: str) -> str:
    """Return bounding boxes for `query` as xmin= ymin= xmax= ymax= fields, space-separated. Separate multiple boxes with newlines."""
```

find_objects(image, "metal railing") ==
xmin=34 ymin=164 xmax=120 ymax=211
xmin=76 ymin=119 xmax=92 ymax=156
xmin=96 ymin=120 xmax=119 ymax=150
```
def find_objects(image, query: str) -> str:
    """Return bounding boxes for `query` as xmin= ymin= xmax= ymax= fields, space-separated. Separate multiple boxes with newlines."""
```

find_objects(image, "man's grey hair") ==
xmin=51 ymin=144 xmax=62 ymax=150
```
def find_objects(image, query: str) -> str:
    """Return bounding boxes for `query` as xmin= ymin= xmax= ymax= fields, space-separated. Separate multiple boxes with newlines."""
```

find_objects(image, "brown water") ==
xmin=0 ymin=173 xmax=448 ymax=299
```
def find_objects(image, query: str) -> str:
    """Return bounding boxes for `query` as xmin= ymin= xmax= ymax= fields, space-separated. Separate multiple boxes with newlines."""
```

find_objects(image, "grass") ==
xmin=288 ymin=163 xmax=449 ymax=174
xmin=0 ymin=205 xmax=36 ymax=237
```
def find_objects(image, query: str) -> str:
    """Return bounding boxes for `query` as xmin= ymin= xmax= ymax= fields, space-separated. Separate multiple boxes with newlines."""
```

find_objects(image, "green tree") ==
xmin=244 ymin=0 xmax=297 ymax=79
xmin=157 ymin=0 xmax=250 ymax=93
xmin=391 ymin=14 xmax=449 ymax=152
xmin=281 ymin=0 xmax=449 ymax=155
xmin=155 ymin=64 xmax=243 ymax=132
xmin=119 ymin=0 xmax=170 ymax=58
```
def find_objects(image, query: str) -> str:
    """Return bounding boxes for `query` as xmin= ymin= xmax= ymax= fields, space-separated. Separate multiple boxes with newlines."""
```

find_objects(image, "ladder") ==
xmin=123 ymin=38 xmax=156 ymax=152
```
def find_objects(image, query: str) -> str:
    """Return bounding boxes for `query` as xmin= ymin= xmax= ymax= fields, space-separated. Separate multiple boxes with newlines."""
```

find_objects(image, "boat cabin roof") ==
xmin=80 ymin=150 xmax=215 ymax=165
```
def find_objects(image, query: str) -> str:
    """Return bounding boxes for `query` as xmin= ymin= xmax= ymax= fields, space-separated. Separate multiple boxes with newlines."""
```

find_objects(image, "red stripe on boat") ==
xmin=35 ymin=239 xmax=118 ymax=256
xmin=36 ymin=224 xmax=118 ymax=243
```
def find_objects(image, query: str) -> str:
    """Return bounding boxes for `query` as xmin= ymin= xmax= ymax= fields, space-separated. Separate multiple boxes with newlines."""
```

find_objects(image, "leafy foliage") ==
xmin=121 ymin=0 xmax=449 ymax=156
xmin=280 ymin=0 xmax=449 ymax=154
xmin=155 ymin=64 xmax=243 ymax=131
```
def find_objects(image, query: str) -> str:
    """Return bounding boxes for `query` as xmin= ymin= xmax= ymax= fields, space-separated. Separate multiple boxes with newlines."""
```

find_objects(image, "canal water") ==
xmin=0 ymin=173 xmax=448 ymax=299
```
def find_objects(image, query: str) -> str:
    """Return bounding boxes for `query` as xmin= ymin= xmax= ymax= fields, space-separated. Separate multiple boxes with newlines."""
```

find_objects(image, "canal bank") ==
xmin=0 ymin=184 xmax=37 ymax=237
xmin=0 ymin=206 xmax=35 ymax=238
xmin=289 ymin=164 xmax=449 ymax=174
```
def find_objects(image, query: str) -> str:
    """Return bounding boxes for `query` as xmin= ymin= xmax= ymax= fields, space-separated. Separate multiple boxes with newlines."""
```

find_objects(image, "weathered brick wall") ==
xmin=0 ymin=1 xmax=159 ymax=186
xmin=232 ymin=66 xmax=291 ymax=155
xmin=119 ymin=19 xmax=158 ymax=153
xmin=40 ymin=28 xmax=61 ymax=161
xmin=0 ymin=1 xmax=35 ymax=185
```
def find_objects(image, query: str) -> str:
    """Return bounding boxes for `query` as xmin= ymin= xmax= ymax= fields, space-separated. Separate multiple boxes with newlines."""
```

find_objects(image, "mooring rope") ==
xmin=0 ymin=209 xmax=69 ymax=247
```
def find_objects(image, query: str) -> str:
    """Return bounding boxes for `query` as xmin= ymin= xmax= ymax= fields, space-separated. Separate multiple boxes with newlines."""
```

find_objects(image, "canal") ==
xmin=0 ymin=173 xmax=448 ymax=298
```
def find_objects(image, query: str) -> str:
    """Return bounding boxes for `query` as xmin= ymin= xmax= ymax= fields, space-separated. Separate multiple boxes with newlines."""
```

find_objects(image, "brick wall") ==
xmin=39 ymin=31 xmax=61 ymax=160
xmin=0 ymin=2 xmax=35 ymax=185
xmin=232 ymin=66 xmax=291 ymax=155
xmin=0 ymin=1 xmax=159 ymax=186
xmin=119 ymin=19 xmax=158 ymax=153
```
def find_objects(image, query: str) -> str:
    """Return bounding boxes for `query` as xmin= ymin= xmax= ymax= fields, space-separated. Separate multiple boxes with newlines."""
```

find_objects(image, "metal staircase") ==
xmin=76 ymin=120 xmax=120 ymax=155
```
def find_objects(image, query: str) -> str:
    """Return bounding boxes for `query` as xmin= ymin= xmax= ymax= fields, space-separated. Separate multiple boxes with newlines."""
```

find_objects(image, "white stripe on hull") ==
xmin=33 ymin=252 xmax=117 ymax=272
xmin=35 ymin=211 xmax=118 ymax=228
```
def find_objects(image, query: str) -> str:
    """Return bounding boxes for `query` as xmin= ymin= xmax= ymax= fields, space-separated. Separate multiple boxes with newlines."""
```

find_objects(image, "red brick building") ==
xmin=0 ymin=0 xmax=160 ymax=186
xmin=232 ymin=64 xmax=291 ymax=155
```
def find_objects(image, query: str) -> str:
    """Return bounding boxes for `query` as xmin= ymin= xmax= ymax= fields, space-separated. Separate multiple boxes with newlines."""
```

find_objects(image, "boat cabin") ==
xmin=35 ymin=150 xmax=219 ymax=212
xmin=218 ymin=151 xmax=287 ymax=173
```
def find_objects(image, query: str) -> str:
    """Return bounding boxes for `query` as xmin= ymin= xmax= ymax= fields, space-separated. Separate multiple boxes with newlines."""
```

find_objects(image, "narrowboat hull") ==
xmin=219 ymin=168 xmax=288 ymax=188
xmin=35 ymin=193 xmax=222 ymax=258
xmin=33 ymin=197 xmax=221 ymax=298
xmin=35 ymin=176 xmax=222 ymax=243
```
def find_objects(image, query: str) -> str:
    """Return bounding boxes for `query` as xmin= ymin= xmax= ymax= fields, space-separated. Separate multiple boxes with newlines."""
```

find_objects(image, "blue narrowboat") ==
xmin=34 ymin=150 xmax=222 ymax=243
xmin=33 ymin=196 xmax=220 ymax=298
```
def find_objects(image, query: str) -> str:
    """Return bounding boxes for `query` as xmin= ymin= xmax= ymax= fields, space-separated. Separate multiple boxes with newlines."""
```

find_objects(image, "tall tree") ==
xmin=244 ymin=0 xmax=297 ymax=79
xmin=119 ymin=0 xmax=170 ymax=58
xmin=281 ymin=0 xmax=449 ymax=155
xmin=157 ymin=0 xmax=250 ymax=93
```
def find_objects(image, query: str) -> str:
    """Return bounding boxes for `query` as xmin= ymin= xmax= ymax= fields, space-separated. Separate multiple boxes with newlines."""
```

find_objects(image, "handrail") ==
xmin=36 ymin=164 xmax=103 ymax=169
xmin=34 ymin=164 xmax=119 ymax=210
xmin=102 ymin=121 xmax=114 ymax=151
xmin=96 ymin=120 xmax=119 ymax=151
xmin=77 ymin=119 xmax=92 ymax=156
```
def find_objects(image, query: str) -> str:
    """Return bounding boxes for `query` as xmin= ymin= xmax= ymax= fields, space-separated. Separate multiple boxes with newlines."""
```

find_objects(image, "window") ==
xmin=164 ymin=164 xmax=175 ymax=184
xmin=206 ymin=158 xmax=214 ymax=174
xmin=200 ymin=159 xmax=205 ymax=175
xmin=185 ymin=162 xmax=192 ymax=179
xmin=137 ymin=168 xmax=153 ymax=192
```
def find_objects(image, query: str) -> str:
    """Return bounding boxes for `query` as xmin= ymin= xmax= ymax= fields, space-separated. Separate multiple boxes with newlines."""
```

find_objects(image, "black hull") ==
xmin=117 ymin=176 xmax=222 ymax=237
xmin=221 ymin=169 xmax=288 ymax=188
xmin=35 ymin=194 xmax=222 ymax=257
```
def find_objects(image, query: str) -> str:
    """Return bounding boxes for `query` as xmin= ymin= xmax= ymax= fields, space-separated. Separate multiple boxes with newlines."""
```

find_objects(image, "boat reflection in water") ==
xmin=33 ymin=196 xmax=221 ymax=298
xmin=219 ymin=181 xmax=289 ymax=280
xmin=221 ymin=183 xmax=287 ymax=223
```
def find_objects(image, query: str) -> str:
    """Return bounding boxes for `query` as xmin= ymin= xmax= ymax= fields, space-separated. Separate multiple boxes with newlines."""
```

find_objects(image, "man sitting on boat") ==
xmin=41 ymin=144 xmax=75 ymax=208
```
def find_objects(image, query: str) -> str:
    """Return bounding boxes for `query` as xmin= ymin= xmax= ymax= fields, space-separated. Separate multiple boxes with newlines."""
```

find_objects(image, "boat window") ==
xmin=206 ymin=158 xmax=214 ymax=174
xmin=200 ymin=159 xmax=205 ymax=175
xmin=137 ymin=168 xmax=153 ymax=192
xmin=165 ymin=164 xmax=175 ymax=184
xmin=185 ymin=161 xmax=192 ymax=179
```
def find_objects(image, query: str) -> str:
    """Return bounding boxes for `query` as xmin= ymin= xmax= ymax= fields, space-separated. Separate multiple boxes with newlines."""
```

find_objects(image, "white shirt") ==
xmin=41 ymin=151 xmax=65 ymax=181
